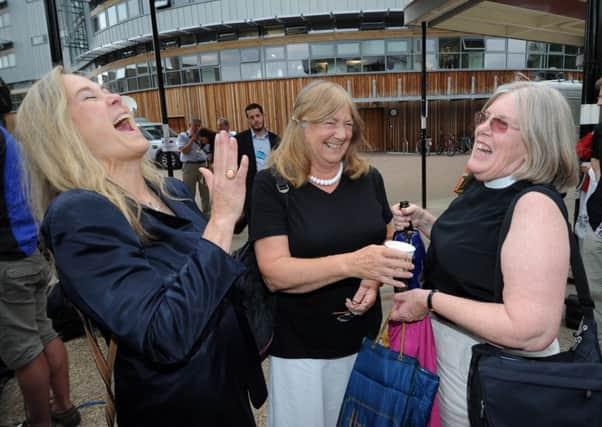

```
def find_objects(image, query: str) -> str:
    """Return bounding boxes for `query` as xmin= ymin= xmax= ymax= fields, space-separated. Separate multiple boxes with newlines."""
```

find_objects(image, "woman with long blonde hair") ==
xmin=16 ymin=67 xmax=265 ymax=426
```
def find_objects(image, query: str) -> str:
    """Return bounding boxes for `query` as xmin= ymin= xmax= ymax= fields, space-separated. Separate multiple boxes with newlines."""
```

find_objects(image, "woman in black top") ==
xmin=390 ymin=81 xmax=579 ymax=426
xmin=250 ymin=80 xmax=411 ymax=427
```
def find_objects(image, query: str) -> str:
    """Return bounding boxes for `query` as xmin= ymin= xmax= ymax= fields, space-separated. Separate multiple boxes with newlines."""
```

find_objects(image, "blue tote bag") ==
xmin=337 ymin=322 xmax=439 ymax=427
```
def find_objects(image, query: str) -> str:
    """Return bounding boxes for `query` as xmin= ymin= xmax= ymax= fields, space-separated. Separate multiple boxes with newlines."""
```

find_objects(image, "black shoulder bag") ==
xmin=232 ymin=172 xmax=289 ymax=360
xmin=467 ymin=185 xmax=602 ymax=427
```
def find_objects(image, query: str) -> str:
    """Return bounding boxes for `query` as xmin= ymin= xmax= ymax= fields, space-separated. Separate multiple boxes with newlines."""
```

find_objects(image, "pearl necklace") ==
xmin=308 ymin=162 xmax=344 ymax=186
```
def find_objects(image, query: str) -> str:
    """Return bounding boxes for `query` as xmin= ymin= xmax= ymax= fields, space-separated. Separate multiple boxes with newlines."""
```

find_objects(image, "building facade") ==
xmin=2 ymin=0 xmax=584 ymax=150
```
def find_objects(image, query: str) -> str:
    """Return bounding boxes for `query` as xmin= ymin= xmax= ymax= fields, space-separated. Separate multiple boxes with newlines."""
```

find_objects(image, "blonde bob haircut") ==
xmin=16 ymin=66 xmax=168 ymax=238
xmin=483 ymin=81 xmax=578 ymax=191
xmin=268 ymin=80 xmax=370 ymax=187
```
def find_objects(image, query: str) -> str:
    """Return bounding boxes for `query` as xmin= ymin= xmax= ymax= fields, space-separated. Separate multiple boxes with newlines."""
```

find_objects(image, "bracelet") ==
xmin=427 ymin=289 xmax=438 ymax=312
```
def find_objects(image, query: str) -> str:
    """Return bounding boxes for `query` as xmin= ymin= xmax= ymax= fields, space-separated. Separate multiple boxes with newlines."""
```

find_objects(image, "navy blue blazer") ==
xmin=235 ymin=129 xmax=280 ymax=232
xmin=42 ymin=178 xmax=266 ymax=426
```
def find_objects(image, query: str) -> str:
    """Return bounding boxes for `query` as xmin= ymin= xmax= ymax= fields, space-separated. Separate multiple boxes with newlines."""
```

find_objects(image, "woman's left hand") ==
xmin=345 ymin=279 xmax=380 ymax=314
xmin=390 ymin=288 xmax=430 ymax=322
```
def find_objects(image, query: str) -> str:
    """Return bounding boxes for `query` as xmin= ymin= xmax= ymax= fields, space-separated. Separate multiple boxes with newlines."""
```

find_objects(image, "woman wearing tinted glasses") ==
xmin=390 ymin=81 xmax=578 ymax=426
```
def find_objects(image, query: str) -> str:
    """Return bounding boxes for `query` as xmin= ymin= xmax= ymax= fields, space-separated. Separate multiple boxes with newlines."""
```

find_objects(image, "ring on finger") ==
xmin=225 ymin=169 xmax=236 ymax=180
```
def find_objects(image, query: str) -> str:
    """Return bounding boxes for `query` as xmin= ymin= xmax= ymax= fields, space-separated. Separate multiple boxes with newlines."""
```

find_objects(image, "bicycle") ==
xmin=459 ymin=136 xmax=473 ymax=153
xmin=436 ymin=134 xmax=460 ymax=156
xmin=415 ymin=137 xmax=432 ymax=155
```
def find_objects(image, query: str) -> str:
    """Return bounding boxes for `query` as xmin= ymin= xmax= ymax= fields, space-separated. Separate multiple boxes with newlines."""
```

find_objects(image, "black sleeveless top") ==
xmin=424 ymin=179 xmax=538 ymax=303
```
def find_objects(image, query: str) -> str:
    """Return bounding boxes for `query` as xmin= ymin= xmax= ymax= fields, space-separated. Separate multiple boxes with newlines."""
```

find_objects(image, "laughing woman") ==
xmin=16 ymin=67 xmax=266 ymax=426
xmin=390 ymin=81 xmax=579 ymax=426
xmin=249 ymin=80 xmax=412 ymax=427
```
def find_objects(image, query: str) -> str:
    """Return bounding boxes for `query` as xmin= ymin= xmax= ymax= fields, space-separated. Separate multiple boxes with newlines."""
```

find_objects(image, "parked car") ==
xmin=136 ymin=118 xmax=181 ymax=169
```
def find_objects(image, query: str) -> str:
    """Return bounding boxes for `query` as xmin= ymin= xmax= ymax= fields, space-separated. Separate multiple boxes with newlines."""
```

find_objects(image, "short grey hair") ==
xmin=484 ymin=81 xmax=578 ymax=191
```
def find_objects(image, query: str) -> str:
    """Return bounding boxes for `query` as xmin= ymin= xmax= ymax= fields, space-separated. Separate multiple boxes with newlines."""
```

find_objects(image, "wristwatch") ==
xmin=427 ymin=289 xmax=438 ymax=312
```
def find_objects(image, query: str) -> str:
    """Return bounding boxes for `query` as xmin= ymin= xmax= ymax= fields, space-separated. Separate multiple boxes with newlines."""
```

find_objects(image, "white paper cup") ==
xmin=384 ymin=240 xmax=416 ymax=257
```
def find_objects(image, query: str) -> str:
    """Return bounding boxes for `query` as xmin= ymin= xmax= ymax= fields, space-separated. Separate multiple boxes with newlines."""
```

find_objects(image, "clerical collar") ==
xmin=484 ymin=175 xmax=517 ymax=189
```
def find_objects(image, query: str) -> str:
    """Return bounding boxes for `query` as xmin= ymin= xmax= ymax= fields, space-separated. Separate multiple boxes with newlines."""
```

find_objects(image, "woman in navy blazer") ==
xmin=16 ymin=67 xmax=266 ymax=426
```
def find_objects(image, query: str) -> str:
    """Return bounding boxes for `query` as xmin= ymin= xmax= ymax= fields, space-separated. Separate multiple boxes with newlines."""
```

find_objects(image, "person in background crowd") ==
xmin=235 ymin=103 xmax=280 ymax=233
xmin=250 ymin=80 xmax=411 ymax=427
xmin=217 ymin=116 xmax=236 ymax=136
xmin=15 ymin=67 xmax=266 ymax=427
xmin=582 ymin=76 xmax=602 ymax=344
xmin=177 ymin=118 xmax=211 ymax=215
xmin=390 ymin=81 xmax=578 ymax=427
xmin=0 ymin=117 xmax=80 ymax=426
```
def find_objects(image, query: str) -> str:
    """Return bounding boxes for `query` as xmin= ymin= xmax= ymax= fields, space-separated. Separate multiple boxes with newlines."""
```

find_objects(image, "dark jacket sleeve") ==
xmin=42 ymin=190 xmax=244 ymax=366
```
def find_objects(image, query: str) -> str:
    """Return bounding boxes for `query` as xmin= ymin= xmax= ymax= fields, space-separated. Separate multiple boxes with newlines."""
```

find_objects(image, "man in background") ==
xmin=217 ymin=116 xmax=236 ymax=136
xmin=177 ymin=118 xmax=211 ymax=216
xmin=235 ymin=103 xmax=280 ymax=233
xmin=0 ymin=82 xmax=80 ymax=426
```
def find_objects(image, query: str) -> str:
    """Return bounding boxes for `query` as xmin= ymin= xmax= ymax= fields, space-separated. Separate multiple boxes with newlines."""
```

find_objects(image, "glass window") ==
xmin=507 ymin=53 xmax=525 ymax=68
xmin=335 ymin=58 xmax=361 ymax=73
xmin=413 ymin=54 xmax=436 ymax=71
xmin=91 ymin=16 xmax=99 ymax=32
xmin=165 ymin=71 xmax=181 ymax=86
xmin=439 ymin=38 xmax=460 ymax=53
xmin=564 ymin=56 xmax=577 ymax=69
xmin=462 ymin=38 xmax=484 ymax=50
xmin=107 ymin=6 xmax=117 ymax=27
xmin=288 ymin=60 xmax=309 ymax=76
xmin=264 ymin=46 xmax=285 ymax=61
xmin=182 ymin=68 xmax=200 ymax=84
xmin=201 ymin=67 xmax=219 ymax=83
xmin=115 ymin=78 xmax=126 ymax=94
xmin=548 ymin=55 xmax=563 ymax=69
xmin=414 ymin=37 xmax=436 ymax=54
xmin=220 ymin=49 xmax=239 ymax=66
xmin=338 ymin=43 xmax=360 ymax=57
xmin=386 ymin=54 xmax=411 ymax=71
xmin=241 ymin=47 xmax=260 ymax=62
xmin=115 ymin=68 xmax=125 ymax=79
xmin=137 ymin=62 xmax=149 ymax=75
xmin=485 ymin=38 xmax=505 ymax=51
xmin=241 ymin=62 xmax=262 ymax=79
xmin=181 ymin=55 xmax=198 ymax=68
xmin=387 ymin=40 xmax=410 ymax=54
xmin=311 ymin=43 xmax=335 ymax=58
xmin=462 ymin=52 xmax=483 ymax=68
xmin=439 ymin=53 xmax=459 ymax=69
xmin=485 ymin=53 xmax=505 ymax=69
xmin=126 ymin=78 xmax=138 ymax=91
xmin=362 ymin=56 xmax=385 ymax=72
xmin=117 ymin=2 xmax=128 ymax=21
xmin=128 ymin=0 xmax=140 ymax=17
xmin=138 ymin=75 xmax=153 ymax=89
xmin=221 ymin=66 xmax=240 ymax=81
xmin=527 ymin=54 xmax=545 ymax=68
xmin=265 ymin=62 xmax=286 ymax=78
xmin=7 ymin=53 xmax=15 ymax=67
xmin=565 ymin=45 xmax=579 ymax=55
xmin=200 ymin=52 xmax=218 ymax=66
xmin=164 ymin=56 xmax=180 ymax=71
xmin=527 ymin=41 xmax=546 ymax=53
xmin=507 ymin=39 xmax=526 ymax=53
xmin=98 ymin=11 xmax=107 ymax=30
xmin=0 ymin=13 xmax=9 ymax=27
xmin=310 ymin=59 xmax=335 ymax=75
xmin=287 ymin=43 xmax=309 ymax=60
xmin=549 ymin=44 xmax=563 ymax=53
xmin=125 ymin=64 xmax=137 ymax=77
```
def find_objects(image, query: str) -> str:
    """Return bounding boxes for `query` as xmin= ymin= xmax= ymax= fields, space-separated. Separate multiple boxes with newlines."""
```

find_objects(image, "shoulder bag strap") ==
xmin=494 ymin=184 xmax=594 ymax=313
xmin=75 ymin=308 xmax=117 ymax=427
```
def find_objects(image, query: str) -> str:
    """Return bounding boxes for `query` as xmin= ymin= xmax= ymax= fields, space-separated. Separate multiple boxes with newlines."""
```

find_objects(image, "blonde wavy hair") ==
xmin=269 ymin=80 xmax=370 ymax=187
xmin=484 ymin=81 xmax=579 ymax=191
xmin=16 ymin=66 xmax=168 ymax=237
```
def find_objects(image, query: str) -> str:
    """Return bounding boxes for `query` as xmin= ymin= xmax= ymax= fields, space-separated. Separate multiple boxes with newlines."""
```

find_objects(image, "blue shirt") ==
xmin=0 ymin=126 xmax=37 ymax=259
xmin=251 ymin=130 xmax=271 ymax=171
xmin=42 ymin=178 xmax=265 ymax=426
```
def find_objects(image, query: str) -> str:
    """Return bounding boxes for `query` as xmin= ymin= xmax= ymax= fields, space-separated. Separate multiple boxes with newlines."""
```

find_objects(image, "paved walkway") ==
xmin=0 ymin=153 xmax=578 ymax=426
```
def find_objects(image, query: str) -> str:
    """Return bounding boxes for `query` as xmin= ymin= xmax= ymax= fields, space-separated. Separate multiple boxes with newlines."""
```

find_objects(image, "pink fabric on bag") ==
xmin=388 ymin=316 xmax=441 ymax=427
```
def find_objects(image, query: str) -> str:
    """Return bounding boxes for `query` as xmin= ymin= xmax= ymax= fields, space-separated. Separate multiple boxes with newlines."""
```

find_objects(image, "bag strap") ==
xmin=74 ymin=308 xmax=118 ymax=427
xmin=375 ymin=312 xmax=407 ymax=360
xmin=494 ymin=184 xmax=595 ymax=315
